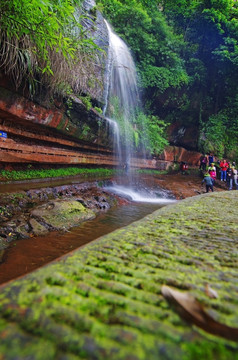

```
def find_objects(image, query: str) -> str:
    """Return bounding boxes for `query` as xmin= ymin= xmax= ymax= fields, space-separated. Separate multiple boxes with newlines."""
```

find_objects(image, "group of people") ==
xmin=200 ymin=154 xmax=238 ymax=192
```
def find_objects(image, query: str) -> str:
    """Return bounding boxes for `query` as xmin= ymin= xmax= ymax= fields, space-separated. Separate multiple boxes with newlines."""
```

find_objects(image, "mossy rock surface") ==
xmin=0 ymin=191 xmax=238 ymax=359
xmin=31 ymin=199 xmax=95 ymax=232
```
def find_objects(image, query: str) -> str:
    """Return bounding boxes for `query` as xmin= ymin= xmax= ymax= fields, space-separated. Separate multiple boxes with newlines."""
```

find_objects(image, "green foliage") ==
xmin=199 ymin=113 xmax=227 ymax=158
xmin=109 ymin=96 xmax=134 ymax=146
xmin=199 ymin=110 xmax=238 ymax=161
xmin=109 ymin=96 xmax=168 ymax=155
xmin=98 ymin=0 xmax=238 ymax=157
xmin=94 ymin=106 xmax=103 ymax=114
xmin=136 ymin=169 xmax=167 ymax=175
xmin=81 ymin=124 xmax=91 ymax=138
xmin=140 ymin=66 xmax=189 ymax=93
xmin=135 ymin=112 xmax=169 ymax=155
xmin=0 ymin=1 xmax=76 ymax=78
xmin=79 ymin=96 xmax=92 ymax=111
xmin=0 ymin=0 xmax=100 ymax=95
xmin=97 ymin=0 xmax=188 ymax=95
xmin=1 ymin=0 xmax=237 ymax=156
xmin=0 ymin=167 xmax=116 ymax=182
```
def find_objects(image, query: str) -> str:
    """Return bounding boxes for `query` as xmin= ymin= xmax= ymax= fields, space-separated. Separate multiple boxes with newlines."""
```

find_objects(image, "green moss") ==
xmin=31 ymin=200 xmax=95 ymax=231
xmin=0 ymin=167 xmax=116 ymax=182
xmin=182 ymin=340 xmax=238 ymax=360
xmin=0 ymin=192 xmax=237 ymax=358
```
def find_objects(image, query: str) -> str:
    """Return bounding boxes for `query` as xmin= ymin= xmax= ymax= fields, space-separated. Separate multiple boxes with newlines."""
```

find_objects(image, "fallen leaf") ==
xmin=161 ymin=285 xmax=238 ymax=342
xmin=205 ymin=283 xmax=218 ymax=299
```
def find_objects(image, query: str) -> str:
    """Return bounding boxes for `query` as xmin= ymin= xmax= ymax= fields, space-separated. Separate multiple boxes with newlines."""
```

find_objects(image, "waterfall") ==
xmin=104 ymin=20 xmax=140 ymax=173
xmin=103 ymin=20 xmax=175 ymax=204
xmin=105 ymin=117 xmax=122 ymax=164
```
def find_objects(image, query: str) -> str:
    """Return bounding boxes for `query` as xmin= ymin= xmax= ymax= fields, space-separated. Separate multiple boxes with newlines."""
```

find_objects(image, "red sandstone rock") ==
xmin=0 ymin=86 xmax=201 ymax=169
xmin=158 ymin=146 xmax=202 ymax=166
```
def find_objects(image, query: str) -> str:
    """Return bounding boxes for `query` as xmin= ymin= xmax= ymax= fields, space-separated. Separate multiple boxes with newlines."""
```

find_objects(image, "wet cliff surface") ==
xmin=0 ymin=191 xmax=237 ymax=359
xmin=0 ymin=0 xmax=113 ymax=167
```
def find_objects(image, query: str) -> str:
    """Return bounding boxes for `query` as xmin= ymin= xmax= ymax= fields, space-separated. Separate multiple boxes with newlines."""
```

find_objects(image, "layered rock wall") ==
xmin=158 ymin=145 xmax=202 ymax=166
xmin=0 ymin=0 xmax=202 ymax=170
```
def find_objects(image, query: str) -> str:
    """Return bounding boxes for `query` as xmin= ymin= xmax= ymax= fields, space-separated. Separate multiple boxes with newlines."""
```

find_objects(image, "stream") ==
xmin=0 ymin=200 xmax=165 ymax=285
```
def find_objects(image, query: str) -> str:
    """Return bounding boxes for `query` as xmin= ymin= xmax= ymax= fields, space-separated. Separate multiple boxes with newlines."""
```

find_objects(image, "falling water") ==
xmin=104 ymin=20 xmax=140 ymax=172
xmin=103 ymin=20 xmax=175 ymax=204
xmin=105 ymin=117 xmax=122 ymax=163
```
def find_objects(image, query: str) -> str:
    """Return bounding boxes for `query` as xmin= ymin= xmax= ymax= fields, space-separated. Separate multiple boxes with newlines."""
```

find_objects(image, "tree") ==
xmin=161 ymin=0 xmax=238 ymax=158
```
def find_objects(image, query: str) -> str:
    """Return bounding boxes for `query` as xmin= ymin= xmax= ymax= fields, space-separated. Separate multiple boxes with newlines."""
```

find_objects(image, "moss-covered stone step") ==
xmin=0 ymin=192 xmax=238 ymax=359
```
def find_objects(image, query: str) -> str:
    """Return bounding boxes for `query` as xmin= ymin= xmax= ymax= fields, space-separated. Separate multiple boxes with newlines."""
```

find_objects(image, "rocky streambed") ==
xmin=0 ymin=182 xmax=121 ymax=260
xmin=0 ymin=171 xmax=226 ymax=261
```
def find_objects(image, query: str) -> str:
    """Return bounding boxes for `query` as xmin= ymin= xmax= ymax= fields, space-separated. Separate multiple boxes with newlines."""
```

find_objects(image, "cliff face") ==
xmin=0 ymin=86 xmax=117 ymax=166
xmin=0 ymin=84 xmax=202 ymax=169
xmin=74 ymin=0 xmax=109 ymax=103
xmin=167 ymin=121 xmax=199 ymax=151
xmin=0 ymin=0 xmax=114 ymax=167
xmin=0 ymin=0 xmax=202 ymax=169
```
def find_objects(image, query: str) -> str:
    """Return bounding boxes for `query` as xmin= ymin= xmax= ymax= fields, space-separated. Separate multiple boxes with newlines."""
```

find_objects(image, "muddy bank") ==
xmin=152 ymin=170 xmax=227 ymax=199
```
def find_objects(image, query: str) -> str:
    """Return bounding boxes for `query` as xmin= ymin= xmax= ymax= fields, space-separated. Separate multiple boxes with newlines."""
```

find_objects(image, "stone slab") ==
xmin=0 ymin=192 xmax=238 ymax=359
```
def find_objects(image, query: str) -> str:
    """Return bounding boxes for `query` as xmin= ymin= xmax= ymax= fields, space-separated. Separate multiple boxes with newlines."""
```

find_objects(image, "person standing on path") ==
xmin=219 ymin=159 xmax=229 ymax=181
xmin=208 ymin=162 xmax=216 ymax=183
xmin=199 ymin=155 xmax=208 ymax=171
xmin=227 ymin=165 xmax=233 ymax=190
xmin=208 ymin=153 xmax=214 ymax=167
xmin=228 ymin=165 xmax=238 ymax=190
xmin=233 ymin=166 xmax=238 ymax=190
xmin=202 ymin=173 xmax=214 ymax=193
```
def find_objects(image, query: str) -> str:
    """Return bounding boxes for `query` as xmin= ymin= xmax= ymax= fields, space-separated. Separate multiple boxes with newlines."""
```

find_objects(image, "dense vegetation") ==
xmin=0 ymin=167 xmax=166 ymax=181
xmin=0 ymin=0 xmax=237 ymax=160
xmin=0 ymin=0 xmax=101 ymax=97
xmin=97 ymin=0 xmax=238 ymax=161
xmin=0 ymin=167 xmax=116 ymax=181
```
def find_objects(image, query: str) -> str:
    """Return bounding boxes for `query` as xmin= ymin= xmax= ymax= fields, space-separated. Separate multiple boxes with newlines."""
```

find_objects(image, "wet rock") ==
xmin=31 ymin=199 xmax=95 ymax=231
xmin=158 ymin=145 xmax=202 ymax=166
xmin=0 ymin=182 xmax=117 ymax=240
xmin=15 ymin=219 xmax=32 ymax=238
xmin=5 ymin=221 xmax=17 ymax=228
xmin=29 ymin=218 xmax=49 ymax=236
xmin=0 ymin=236 xmax=8 ymax=251
xmin=167 ymin=122 xmax=199 ymax=150
xmin=0 ymin=205 xmax=13 ymax=223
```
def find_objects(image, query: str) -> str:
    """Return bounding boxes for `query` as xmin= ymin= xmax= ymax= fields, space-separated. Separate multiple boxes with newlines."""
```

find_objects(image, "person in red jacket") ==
xmin=220 ymin=159 xmax=229 ymax=181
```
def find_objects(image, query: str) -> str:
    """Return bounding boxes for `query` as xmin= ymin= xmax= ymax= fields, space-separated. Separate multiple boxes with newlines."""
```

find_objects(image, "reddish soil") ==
xmin=154 ymin=171 xmax=227 ymax=199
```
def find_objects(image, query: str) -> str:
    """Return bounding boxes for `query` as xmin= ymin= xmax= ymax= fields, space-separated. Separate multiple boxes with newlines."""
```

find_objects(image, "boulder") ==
xmin=29 ymin=218 xmax=49 ymax=236
xmin=31 ymin=199 xmax=96 ymax=231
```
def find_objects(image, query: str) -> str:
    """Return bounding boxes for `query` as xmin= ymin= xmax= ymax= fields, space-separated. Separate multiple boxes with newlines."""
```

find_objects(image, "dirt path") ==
xmin=155 ymin=171 xmax=227 ymax=199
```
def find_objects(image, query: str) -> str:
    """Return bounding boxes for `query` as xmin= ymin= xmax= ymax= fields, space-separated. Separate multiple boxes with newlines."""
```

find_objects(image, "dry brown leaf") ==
xmin=205 ymin=283 xmax=218 ymax=299
xmin=161 ymin=285 xmax=238 ymax=342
